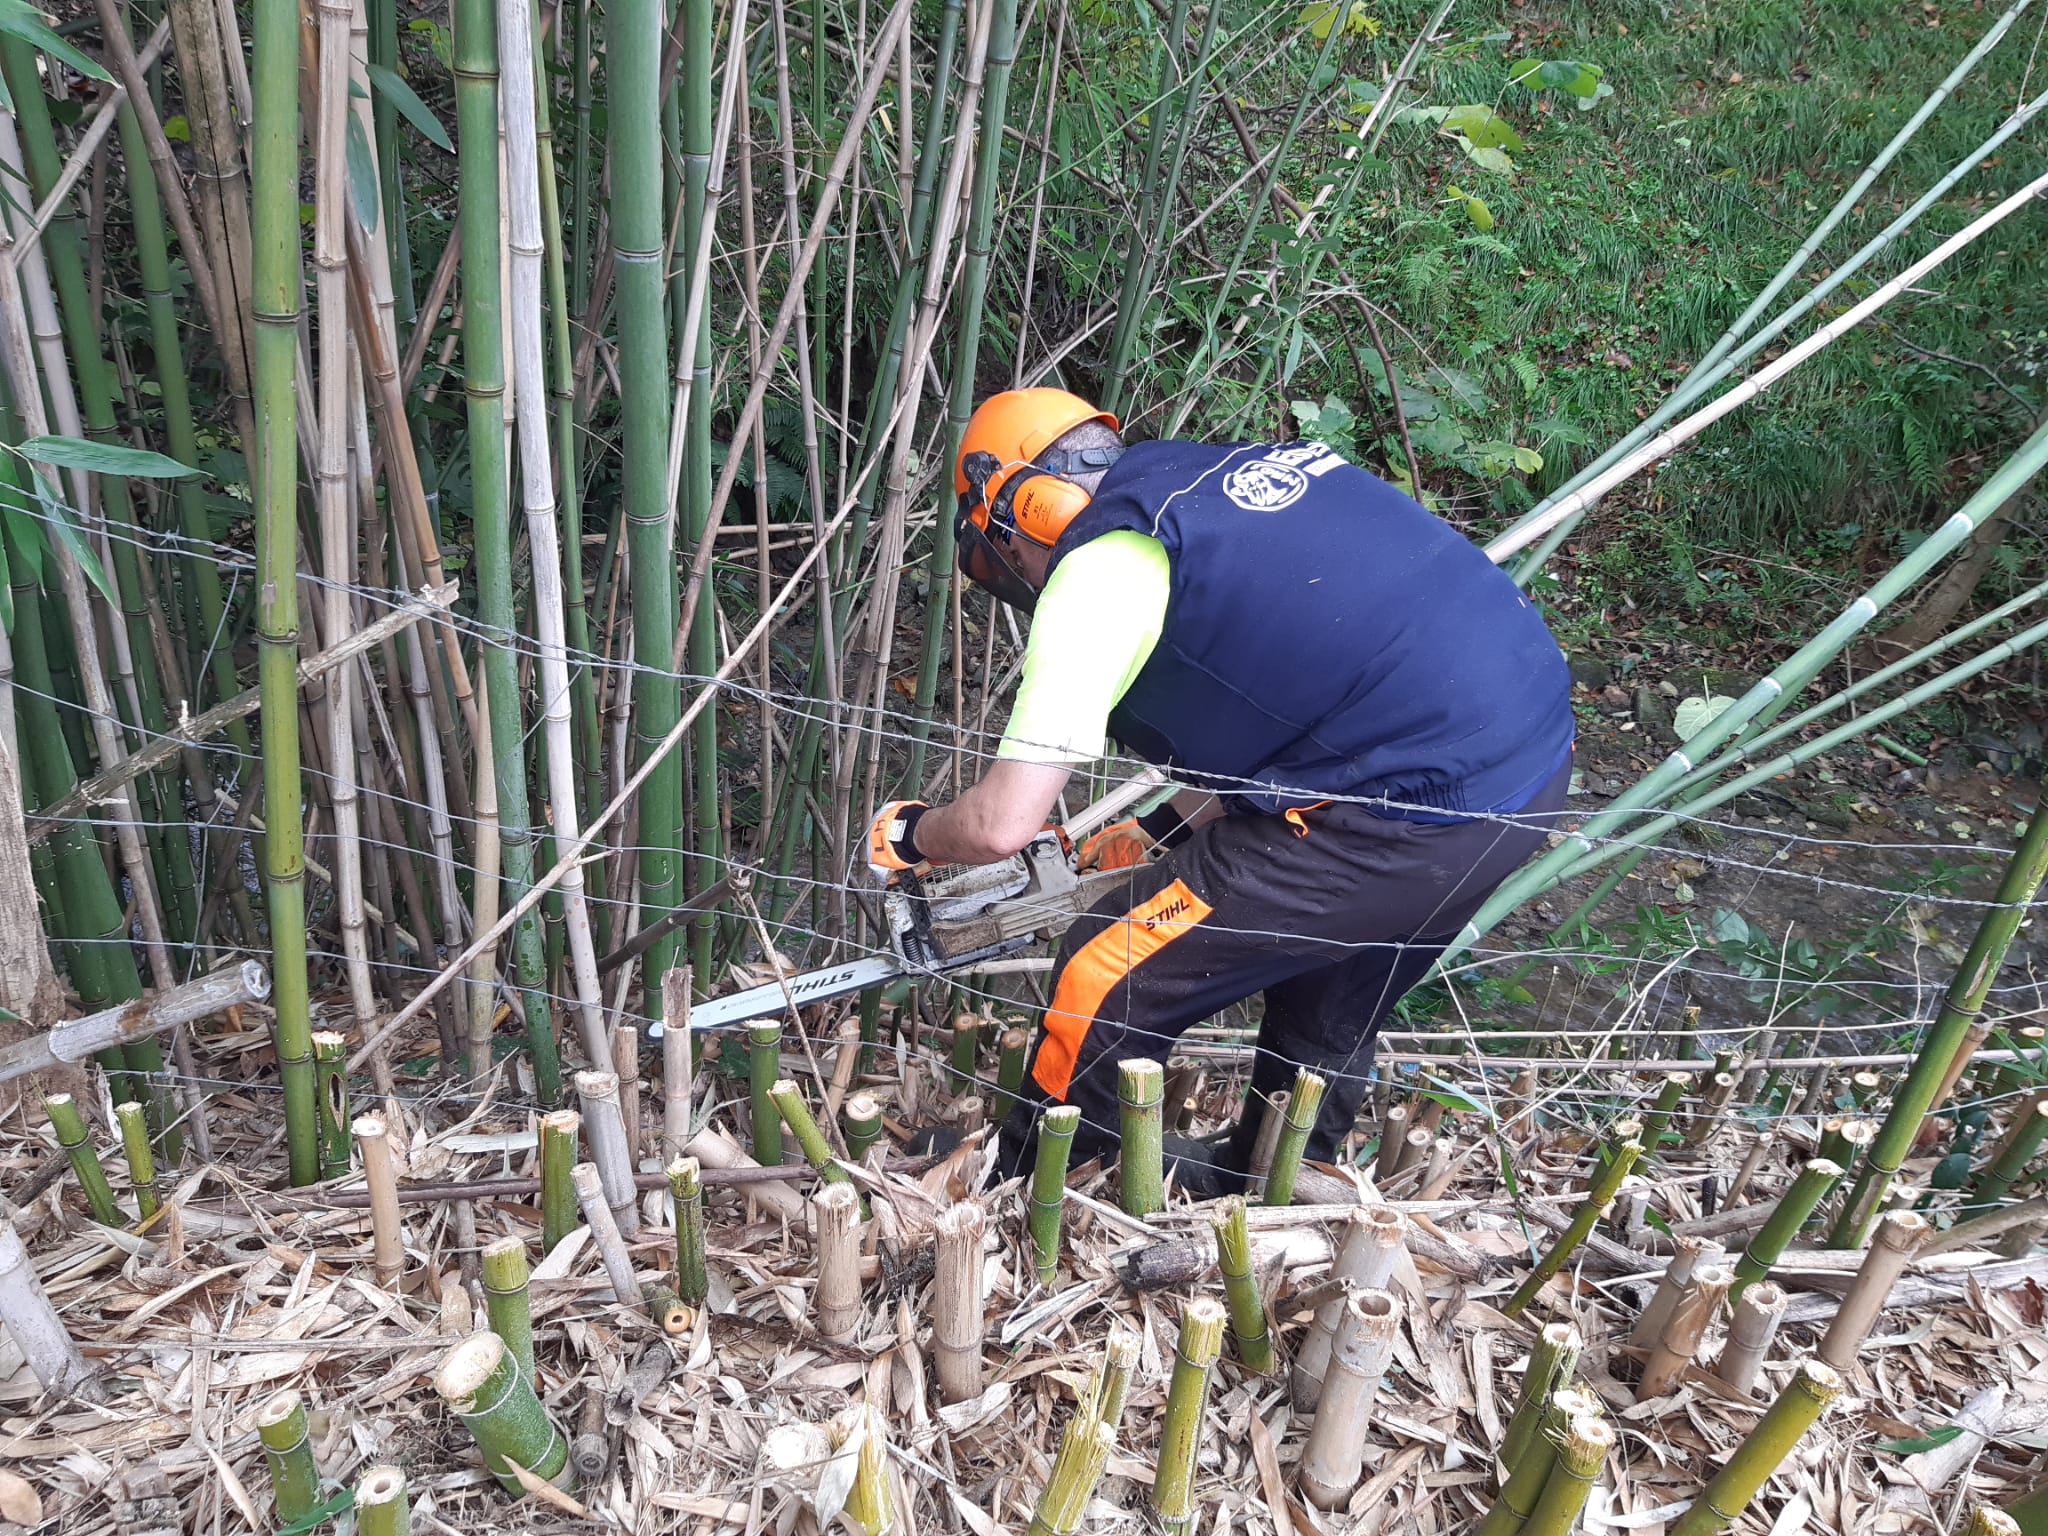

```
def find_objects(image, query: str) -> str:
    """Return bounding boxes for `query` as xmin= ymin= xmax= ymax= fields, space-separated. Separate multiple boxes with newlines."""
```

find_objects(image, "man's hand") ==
xmin=865 ymin=800 xmax=930 ymax=880
xmin=1077 ymin=818 xmax=1156 ymax=871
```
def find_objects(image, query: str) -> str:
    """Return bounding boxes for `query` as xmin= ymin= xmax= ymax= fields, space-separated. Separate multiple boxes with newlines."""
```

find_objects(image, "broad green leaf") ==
xmin=1463 ymin=144 xmax=1515 ymax=176
xmin=1463 ymin=195 xmax=1494 ymax=231
xmin=27 ymin=469 xmax=117 ymax=607
xmin=1298 ymin=1 xmax=1377 ymax=40
xmin=1442 ymin=104 xmax=1524 ymax=152
xmin=0 ymin=0 xmax=112 ymax=85
xmin=17 ymin=436 xmax=199 ymax=479
xmin=1876 ymin=1424 xmax=1964 ymax=1456
xmin=346 ymin=113 xmax=380 ymax=233
xmin=367 ymin=61 xmax=454 ymax=151
xmin=1643 ymin=1207 xmax=1674 ymax=1238
xmin=1674 ymin=694 xmax=1739 ymax=742
xmin=162 ymin=114 xmax=190 ymax=142
xmin=276 ymin=1488 xmax=354 ymax=1536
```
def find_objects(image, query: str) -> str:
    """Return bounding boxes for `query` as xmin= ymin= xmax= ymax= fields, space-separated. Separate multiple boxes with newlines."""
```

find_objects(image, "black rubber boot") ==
xmin=1162 ymin=1131 xmax=1248 ymax=1198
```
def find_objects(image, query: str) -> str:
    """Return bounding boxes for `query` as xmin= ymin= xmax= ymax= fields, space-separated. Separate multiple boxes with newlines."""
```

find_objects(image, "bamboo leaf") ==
xmin=3 ymin=502 xmax=45 ymax=584
xmin=17 ymin=435 xmax=200 ymax=479
xmin=346 ymin=113 xmax=380 ymax=232
xmin=26 ymin=469 xmax=117 ymax=607
xmin=276 ymin=1487 xmax=354 ymax=1536
xmin=367 ymin=61 xmax=454 ymax=152
xmin=1875 ymin=1424 xmax=1964 ymax=1456
xmin=0 ymin=0 xmax=112 ymax=85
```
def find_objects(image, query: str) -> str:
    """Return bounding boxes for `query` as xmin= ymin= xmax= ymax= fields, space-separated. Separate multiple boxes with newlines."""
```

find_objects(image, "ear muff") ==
xmin=990 ymin=466 xmax=1094 ymax=548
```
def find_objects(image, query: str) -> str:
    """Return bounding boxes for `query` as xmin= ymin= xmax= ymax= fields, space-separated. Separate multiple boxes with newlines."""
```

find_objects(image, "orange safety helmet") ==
xmin=953 ymin=389 xmax=1121 ymax=611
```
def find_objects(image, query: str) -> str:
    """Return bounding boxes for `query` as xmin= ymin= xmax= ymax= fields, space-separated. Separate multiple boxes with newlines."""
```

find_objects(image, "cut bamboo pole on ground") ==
xmin=0 ymin=1220 xmax=91 ymax=1394
xmin=1715 ymin=1281 xmax=1787 ymax=1395
xmin=354 ymin=1112 xmax=404 ymax=1288
xmin=1300 ymin=1288 xmax=1399 ymax=1510
xmin=934 ymin=1202 xmax=986 ymax=1404
xmin=1818 ymin=1210 xmax=1931 ymax=1369
xmin=435 ymin=1331 xmax=573 ymax=1494
xmin=1669 ymin=1362 xmax=1844 ymax=1536
xmin=1154 ymin=1296 xmax=1226 ymax=1535
xmin=1295 ymin=1203 xmax=1407 ymax=1409
xmin=1638 ymin=1263 xmax=1733 ymax=1400
xmin=814 ymin=1181 xmax=863 ymax=1342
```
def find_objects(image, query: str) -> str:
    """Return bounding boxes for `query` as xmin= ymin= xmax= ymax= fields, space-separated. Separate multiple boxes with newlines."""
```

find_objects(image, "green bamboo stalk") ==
xmin=256 ymin=1389 xmax=319 ymax=1525
xmin=482 ymin=1237 xmax=536 ymax=1382
xmin=1119 ymin=1059 xmax=1165 ymax=1217
xmin=1834 ymin=804 xmax=2048 ymax=1246
xmin=1499 ymin=1323 xmax=1582 ymax=1476
xmin=44 ymin=1094 xmax=121 ymax=1225
xmin=1030 ymin=1415 xmax=1115 ymax=1536
xmin=1092 ymin=1328 xmax=1140 ymax=1431
xmin=771 ymin=1079 xmax=850 ymax=1184
xmin=1504 ymin=1141 xmax=1642 ymax=1318
xmin=1639 ymin=1074 xmax=1690 ymax=1154
xmin=950 ymin=1016 xmax=979 ymax=1092
xmin=1732 ymin=1160 xmax=1843 ymax=1302
xmin=313 ymin=1031 xmax=350 ymax=1181
xmin=1967 ymin=1099 xmax=2048 ymax=1209
xmin=1102 ymin=0 xmax=1193 ymax=409
xmin=1030 ymin=1105 xmax=1082 ymax=1284
xmin=1212 ymin=1198 xmax=1274 ymax=1373
xmin=1669 ymin=1363 xmax=1844 ymax=1536
xmin=114 ymin=1101 xmax=159 ymax=1223
xmin=247 ymin=0 xmax=316 ymax=1184
xmin=996 ymin=1028 xmax=1029 ymax=1116
xmin=857 ymin=990 xmax=883 ymax=1077
xmin=1477 ymin=1389 xmax=1592 ymax=1536
xmin=749 ymin=1022 xmax=784 ymax=1166
xmin=1152 ymin=1297 xmax=1226 ymax=1536
xmin=668 ymin=1155 xmax=708 ymax=1306
xmin=355 ymin=1465 xmax=410 ymax=1536
xmin=1522 ymin=1415 xmax=1615 ymax=1536
xmin=844 ymin=1092 xmax=883 ymax=1163
xmin=540 ymin=1110 xmax=581 ymax=1256
xmin=434 ymin=1331 xmax=573 ymax=1494
xmin=1262 ymin=1068 xmax=1324 ymax=1207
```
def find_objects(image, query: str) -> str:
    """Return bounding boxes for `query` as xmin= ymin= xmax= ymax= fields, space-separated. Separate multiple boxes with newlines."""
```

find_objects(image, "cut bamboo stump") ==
xmin=1499 ymin=1321 xmax=1582 ymax=1475
xmin=255 ymin=1390 xmax=319 ymax=1526
xmin=481 ymin=1236 xmax=536 ymax=1380
xmin=1632 ymin=1234 xmax=1721 ymax=1346
xmin=1119 ymin=1058 xmax=1164 ymax=1216
xmin=814 ymin=1181 xmax=863 ymax=1343
xmin=772 ymin=1078 xmax=851 ymax=1184
xmin=44 ymin=1093 xmax=121 ymax=1225
xmin=1638 ymin=1263 xmax=1733 ymax=1400
xmin=434 ymin=1330 xmax=574 ymax=1494
xmin=1819 ymin=1209 xmax=1931 ymax=1369
xmin=1730 ymin=1158 xmax=1843 ymax=1305
xmin=0 ymin=1220 xmax=93 ymax=1394
xmin=1714 ymin=1281 xmax=1787 ymax=1395
xmin=354 ymin=1465 xmax=410 ymax=1536
xmin=1294 ymin=1203 xmax=1406 ymax=1409
xmin=114 ymin=1101 xmax=160 ymax=1222
xmin=668 ymin=1155 xmax=708 ymax=1306
xmin=661 ymin=967 xmax=692 ymax=1156
xmin=1031 ymin=1415 xmax=1115 ymax=1536
xmin=934 ymin=1202 xmax=986 ymax=1404
xmin=1476 ymin=1386 xmax=1601 ymax=1536
xmin=1963 ymin=1511 xmax=2020 ymax=1536
xmin=1523 ymin=1414 xmax=1615 ymax=1536
xmin=1030 ymin=1104 xmax=1082 ymax=1284
xmin=1263 ymin=1067 xmax=1324 ymax=1207
xmin=845 ymin=1092 xmax=884 ymax=1163
xmin=1669 ymin=1362 xmax=1843 ymax=1536
xmin=1154 ymin=1297 xmax=1226 ymax=1535
xmin=539 ymin=1109 xmax=581 ymax=1255
xmin=1300 ymin=1289 xmax=1399 ymax=1510
xmin=1249 ymin=1088 xmax=1290 ymax=1191
xmin=748 ymin=1020 xmax=784 ymax=1166
xmin=1213 ymin=1197 xmax=1274 ymax=1373
xmin=831 ymin=1401 xmax=894 ymax=1536
xmin=612 ymin=1024 xmax=642 ymax=1159
xmin=575 ymin=1070 xmax=641 ymax=1236
xmin=312 ymin=1030 xmax=349 ymax=1179
xmin=1374 ymin=1102 xmax=1409 ymax=1182
xmin=354 ymin=1112 xmax=405 ymax=1288
xmin=1093 ymin=1327 xmax=1140 ymax=1430
xmin=1505 ymin=1139 xmax=1643 ymax=1319
xmin=571 ymin=1162 xmax=640 ymax=1305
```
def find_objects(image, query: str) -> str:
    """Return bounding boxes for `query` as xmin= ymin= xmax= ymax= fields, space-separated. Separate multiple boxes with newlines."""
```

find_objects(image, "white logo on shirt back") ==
xmin=1222 ymin=459 xmax=1308 ymax=511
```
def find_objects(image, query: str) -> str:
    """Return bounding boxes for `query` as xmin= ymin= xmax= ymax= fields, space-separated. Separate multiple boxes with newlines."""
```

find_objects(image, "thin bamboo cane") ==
xmin=44 ymin=1093 xmax=121 ymax=1224
xmin=355 ymin=1113 xmax=404 ymax=1287
xmin=668 ymin=1156 xmax=708 ymax=1306
xmin=1669 ymin=1363 xmax=1843 ymax=1536
xmin=1968 ymin=1100 xmax=2048 ymax=1209
xmin=1212 ymin=1197 xmax=1274 ymax=1374
xmin=540 ymin=1109 xmax=581 ymax=1255
xmin=1505 ymin=1141 xmax=1642 ymax=1318
xmin=935 ymin=1202 xmax=987 ymax=1404
xmin=772 ymin=1079 xmax=852 ymax=1185
xmin=1119 ymin=1058 xmax=1165 ymax=1217
xmin=1300 ymin=1288 xmax=1399 ymax=1511
xmin=814 ymin=1181 xmax=863 ymax=1342
xmin=114 ymin=1101 xmax=159 ymax=1222
xmin=1715 ymin=1282 xmax=1787 ymax=1395
xmin=1731 ymin=1159 xmax=1844 ymax=1299
xmin=435 ymin=1330 xmax=573 ymax=1493
xmin=1818 ymin=1211 xmax=1931 ymax=1368
xmin=575 ymin=1071 xmax=641 ymax=1236
xmin=1153 ymin=1296 xmax=1226 ymax=1535
xmin=1263 ymin=1068 xmax=1325 ymax=1207
xmin=570 ymin=1162 xmax=640 ymax=1304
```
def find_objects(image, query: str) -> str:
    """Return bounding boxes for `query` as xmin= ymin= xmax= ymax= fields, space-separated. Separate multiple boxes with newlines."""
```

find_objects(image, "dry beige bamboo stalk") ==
xmin=576 ymin=1070 xmax=641 ymax=1236
xmin=1415 ymin=1135 xmax=1459 ymax=1200
xmin=1818 ymin=1210 xmax=1931 ymax=1369
xmin=1374 ymin=1103 xmax=1410 ymax=1181
xmin=354 ymin=1113 xmax=404 ymax=1288
xmin=612 ymin=1026 xmax=643 ymax=1159
xmin=1299 ymin=1289 xmax=1400 ymax=1510
xmin=571 ymin=1163 xmax=640 ymax=1304
xmin=934 ymin=1203 xmax=986 ymax=1404
xmin=0 ymin=1221 xmax=93 ymax=1395
xmin=1714 ymin=1281 xmax=1787 ymax=1395
xmin=813 ymin=1181 xmax=863 ymax=1343
xmin=1248 ymin=1089 xmax=1291 ymax=1187
xmin=662 ymin=968 xmax=693 ymax=1156
xmin=1294 ymin=1204 xmax=1407 ymax=1409
xmin=1638 ymin=1263 xmax=1733 ymax=1399
xmin=1631 ymin=1235 xmax=1721 ymax=1346
xmin=684 ymin=1125 xmax=806 ymax=1221
xmin=1723 ymin=1128 xmax=1774 ymax=1207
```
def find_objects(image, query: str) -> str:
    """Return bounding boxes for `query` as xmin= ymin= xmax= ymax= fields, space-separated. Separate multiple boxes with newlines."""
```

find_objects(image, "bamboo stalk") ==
xmin=668 ymin=1156 xmax=708 ymax=1306
xmin=950 ymin=1014 xmax=979 ymax=1092
xmin=814 ymin=1181 xmax=863 ymax=1343
xmin=1374 ymin=1102 xmax=1410 ymax=1182
xmin=1030 ymin=1416 xmax=1115 ymax=1536
xmin=313 ymin=1031 xmax=349 ymax=1181
xmin=1030 ymin=1105 xmax=1082 ymax=1284
xmin=997 ymin=1029 xmax=1029 ymax=1117
xmin=571 ymin=1163 xmax=640 ymax=1305
xmin=114 ymin=1101 xmax=159 ymax=1223
xmin=1154 ymin=1296 xmax=1226 ymax=1534
xmin=435 ymin=1330 xmax=573 ymax=1494
xmin=613 ymin=1028 xmax=643 ymax=1160
xmin=832 ymin=1401 xmax=894 ymax=1536
xmin=355 ymin=1466 xmax=409 ymax=1536
xmin=1505 ymin=1141 xmax=1643 ymax=1318
xmin=1732 ymin=1160 xmax=1843 ymax=1302
xmin=1522 ymin=1415 xmax=1615 ymax=1536
xmin=540 ymin=1110 xmax=581 ymax=1255
xmin=1638 ymin=1263 xmax=1734 ymax=1400
xmin=1478 ymin=1388 xmax=1603 ymax=1536
xmin=1715 ymin=1282 xmax=1787 ymax=1395
xmin=482 ymin=1237 xmax=536 ymax=1381
xmin=576 ymin=1071 xmax=641 ymax=1237
xmin=1633 ymin=1235 xmax=1722 ymax=1346
xmin=45 ymin=1093 xmax=120 ymax=1225
xmin=1212 ymin=1197 xmax=1274 ymax=1373
xmin=844 ymin=1092 xmax=883 ymax=1163
xmin=1300 ymin=1289 xmax=1400 ymax=1510
xmin=1669 ymin=1363 xmax=1844 ymax=1536
xmin=662 ymin=968 xmax=692 ymax=1156
xmin=1295 ymin=1204 xmax=1407 ymax=1409
xmin=256 ymin=1390 xmax=319 ymax=1524
xmin=934 ymin=1203 xmax=986 ymax=1404
xmin=1093 ymin=1328 xmax=1140 ymax=1431
xmin=1818 ymin=1210 xmax=1931 ymax=1369
xmin=0 ymin=1220 xmax=90 ymax=1392
xmin=1263 ymin=1068 xmax=1325 ymax=1207
xmin=1968 ymin=1100 xmax=2048 ymax=1209
xmin=749 ymin=1021 xmax=785 ymax=1167
xmin=1640 ymin=1073 xmax=1690 ymax=1153
xmin=771 ymin=1079 xmax=851 ymax=1184
xmin=355 ymin=1113 xmax=404 ymax=1288
xmin=1499 ymin=1323 xmax=1582 ymax=1475
xmin=1119 ymin=1058 xmax=1165 ymax=1217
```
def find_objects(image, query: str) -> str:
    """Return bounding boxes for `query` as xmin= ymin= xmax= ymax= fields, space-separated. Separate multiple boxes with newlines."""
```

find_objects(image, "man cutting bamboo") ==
xmin=864 ymin=389 xmax=1574 ymax=1192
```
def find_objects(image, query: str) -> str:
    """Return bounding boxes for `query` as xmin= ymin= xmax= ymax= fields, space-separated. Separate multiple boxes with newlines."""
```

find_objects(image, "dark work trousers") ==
xmin=1000 ymin=765 xmax=1570 ymax=1176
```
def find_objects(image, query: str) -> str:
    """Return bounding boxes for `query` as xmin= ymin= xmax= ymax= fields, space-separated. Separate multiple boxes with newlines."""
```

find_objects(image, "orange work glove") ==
xmin=866 ymin=800 xmax=931 ymax=879
xmin=1078 ymin=817 xmax=1157 ymax=871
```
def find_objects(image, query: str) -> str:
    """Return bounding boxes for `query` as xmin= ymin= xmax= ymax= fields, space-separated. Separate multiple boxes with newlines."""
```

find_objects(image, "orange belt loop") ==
xmin=1283 ymin=799 xmax=1333 ymax=837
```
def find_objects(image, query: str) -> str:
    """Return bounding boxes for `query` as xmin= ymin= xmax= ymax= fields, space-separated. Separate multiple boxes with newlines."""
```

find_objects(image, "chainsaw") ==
xmin=651 ymin=772 xmax=1165 ymax=1039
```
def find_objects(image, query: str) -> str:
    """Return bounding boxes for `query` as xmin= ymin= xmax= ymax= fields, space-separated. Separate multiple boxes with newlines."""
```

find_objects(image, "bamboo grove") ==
xmin=0 ymin=0 xmax=2045 ymax=1197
